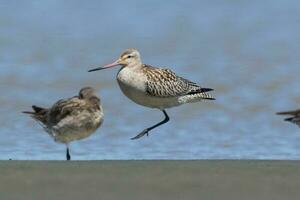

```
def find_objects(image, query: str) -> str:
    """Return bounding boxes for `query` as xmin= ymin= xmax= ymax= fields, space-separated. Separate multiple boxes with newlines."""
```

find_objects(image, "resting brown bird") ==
xmin=23 ymin=87 xmax=104 ymax=160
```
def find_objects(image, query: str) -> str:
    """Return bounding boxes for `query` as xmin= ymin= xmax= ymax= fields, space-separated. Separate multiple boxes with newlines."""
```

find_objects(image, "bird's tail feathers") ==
xmin=199 ymin=93 xmax=216 ymax=100
xmin=188 ymin=88 xmax=215 ymax=100
xmin=23 ymin=105 xmax=48 ymax=124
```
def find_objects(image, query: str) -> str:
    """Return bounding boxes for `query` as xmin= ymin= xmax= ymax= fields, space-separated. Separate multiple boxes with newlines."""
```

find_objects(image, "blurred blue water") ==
xmin=1 ymin=0 xmax=300 ymax=160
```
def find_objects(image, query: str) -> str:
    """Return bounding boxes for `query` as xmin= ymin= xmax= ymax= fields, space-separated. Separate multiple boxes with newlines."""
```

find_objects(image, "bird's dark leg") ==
xmin=131 ymin=109 xmax=170 ymax=140
xmin=66 ymin=144 xmax=71 ymax=161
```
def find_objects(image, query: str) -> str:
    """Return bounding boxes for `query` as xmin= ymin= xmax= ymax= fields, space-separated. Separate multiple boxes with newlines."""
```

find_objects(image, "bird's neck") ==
xmin=123 ymin=62 xmax=144 ymax=72
xmin=87 ymin=97 xmax=101 ymax=107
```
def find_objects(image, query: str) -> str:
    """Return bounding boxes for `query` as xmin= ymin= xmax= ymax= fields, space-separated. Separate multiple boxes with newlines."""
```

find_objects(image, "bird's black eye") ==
xmin=127 ymin=55 xmax=133 ymax=58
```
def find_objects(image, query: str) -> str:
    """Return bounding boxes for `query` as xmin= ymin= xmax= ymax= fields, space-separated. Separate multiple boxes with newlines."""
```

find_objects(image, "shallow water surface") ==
xmin=0 ymin=0 xmax=300 ymax=160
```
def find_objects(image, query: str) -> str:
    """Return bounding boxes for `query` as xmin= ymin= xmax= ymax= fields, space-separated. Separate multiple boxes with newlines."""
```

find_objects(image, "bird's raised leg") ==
xmin=131 ymin=109 xmax=170 ymax=140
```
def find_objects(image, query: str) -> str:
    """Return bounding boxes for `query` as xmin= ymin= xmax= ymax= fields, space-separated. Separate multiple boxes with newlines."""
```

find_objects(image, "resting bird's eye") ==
xmin=127 ymin=55 xmax=133 ymax=58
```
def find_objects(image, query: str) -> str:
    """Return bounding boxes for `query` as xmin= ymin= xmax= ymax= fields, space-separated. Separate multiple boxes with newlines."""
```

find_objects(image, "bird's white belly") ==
xmin=117 ymin=69 xmax=181 ymax=109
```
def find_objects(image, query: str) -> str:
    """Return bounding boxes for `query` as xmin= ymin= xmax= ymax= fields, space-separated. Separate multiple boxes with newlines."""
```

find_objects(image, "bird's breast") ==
xmin=117 ymin=68 xmax=157 ymax=106
xmin=116 ymin=68 xmax=181 ymax=109
xmin=117 ymin=68 xmax=147 ymax=93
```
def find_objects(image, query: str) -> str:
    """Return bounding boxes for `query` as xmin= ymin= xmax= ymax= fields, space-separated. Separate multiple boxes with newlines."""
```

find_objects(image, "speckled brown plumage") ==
xmin=142 ymin=64 xmax=214 ymax=99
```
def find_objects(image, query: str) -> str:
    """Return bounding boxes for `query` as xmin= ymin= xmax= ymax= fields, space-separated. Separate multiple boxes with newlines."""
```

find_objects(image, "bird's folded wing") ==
xmin=48 ymin=97 xmax=86 ymax=125
xmin=145 ymin=67 xmax=213 ymax=98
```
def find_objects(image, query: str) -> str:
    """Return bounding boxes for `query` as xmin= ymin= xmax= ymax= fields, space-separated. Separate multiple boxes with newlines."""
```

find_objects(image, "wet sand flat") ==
xmin=0 ymin=160 xmax=299 ymax=200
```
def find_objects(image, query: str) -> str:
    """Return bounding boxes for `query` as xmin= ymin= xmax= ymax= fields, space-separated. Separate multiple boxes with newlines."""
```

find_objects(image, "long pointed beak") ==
xmin=88 ymin=60 xmax=120 ymax=72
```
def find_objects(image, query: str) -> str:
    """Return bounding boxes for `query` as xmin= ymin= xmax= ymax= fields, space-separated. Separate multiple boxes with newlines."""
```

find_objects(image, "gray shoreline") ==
xmin=1 ymin=160 xmax=300 ymax=200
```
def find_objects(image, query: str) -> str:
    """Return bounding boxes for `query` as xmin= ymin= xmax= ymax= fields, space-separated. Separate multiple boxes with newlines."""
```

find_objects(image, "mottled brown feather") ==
xmin=23 ymin=88 xmax=102 ymax=128
xmin=143 ymin=64 xmax=214 ymax=99
xmin=48 ymin=96 xmax=101 ymax=126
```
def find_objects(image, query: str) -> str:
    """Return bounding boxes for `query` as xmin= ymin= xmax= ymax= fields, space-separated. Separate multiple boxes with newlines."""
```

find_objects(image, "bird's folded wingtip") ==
xmin=204 ymin=97 xmax=216 ymax=100
xmin=201 ymin=88 xmax=214 ymax=92
xmin=284 ymin=117 xmax=294 ymax=122
xmin=22 ymin=111 xmax=34 ymax=114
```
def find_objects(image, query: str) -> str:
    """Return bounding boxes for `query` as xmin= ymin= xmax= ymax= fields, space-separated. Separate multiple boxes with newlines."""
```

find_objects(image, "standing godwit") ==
xmin=23 ymin=87 xmax=104 ymax=160
xmin=89 ymin=48 xmax=214 ymax=140
xmin=277 ymin=109 xmax=300 ymax=127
